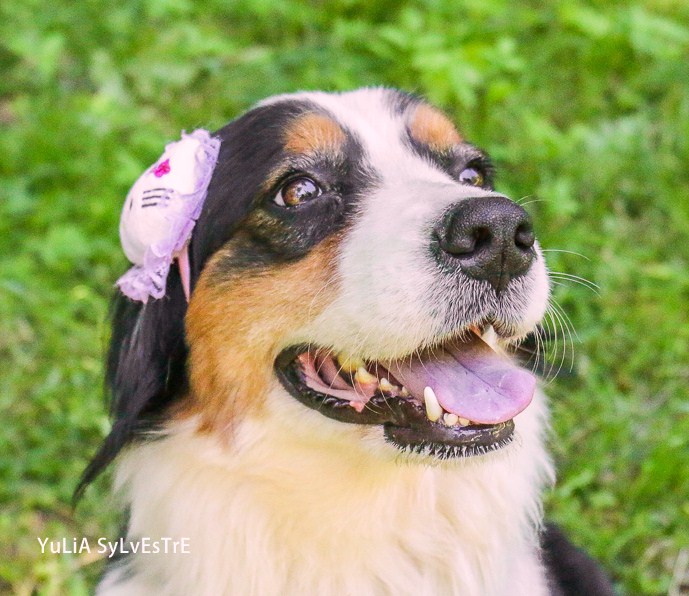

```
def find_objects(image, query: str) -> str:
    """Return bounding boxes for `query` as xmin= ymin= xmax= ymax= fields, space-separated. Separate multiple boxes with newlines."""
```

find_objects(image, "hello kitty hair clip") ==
xmin=116 ymin=129 xmax=221 ymax=303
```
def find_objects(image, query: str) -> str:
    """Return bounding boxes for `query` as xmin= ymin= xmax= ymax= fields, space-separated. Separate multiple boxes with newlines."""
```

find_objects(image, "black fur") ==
xmin=385 ymin=88 xmax=422 ymax=115
xmin=75 ymin=266 xmax=188 ymax=497
xmin=542 ymin=523 xmax=616 ymax=595
xmin=77 ymin=99 xmax=320 ymax=495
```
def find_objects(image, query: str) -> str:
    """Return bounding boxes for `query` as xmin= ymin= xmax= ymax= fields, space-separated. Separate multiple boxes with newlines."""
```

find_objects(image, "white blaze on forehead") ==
xmin=266 ymin=88 xmax=454 ymax=185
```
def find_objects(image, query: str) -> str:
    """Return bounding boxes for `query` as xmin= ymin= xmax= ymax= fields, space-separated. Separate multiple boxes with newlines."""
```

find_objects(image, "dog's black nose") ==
xmin=434 ymin=196 xmax=535 ymax=293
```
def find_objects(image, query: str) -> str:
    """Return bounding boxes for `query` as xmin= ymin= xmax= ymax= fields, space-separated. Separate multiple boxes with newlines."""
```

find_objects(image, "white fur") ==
xmin=99 ymin=383 xmax=553 ymax=596
xmin=99 ymin=88 xmax=555 ymax=595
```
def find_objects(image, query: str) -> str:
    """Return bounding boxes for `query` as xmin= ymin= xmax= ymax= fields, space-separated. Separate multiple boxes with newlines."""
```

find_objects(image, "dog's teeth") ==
xmin=443 ymin=413 xmax=459 ymax=426
xmin=355 ymin=367 xmax=377 ymax=385
xmin=423 ymin=386 xmax=443 ymax=422
xmin=379 ymin=378 xmax=395 ymax=393
xmin=481 ymin=325 xmax=498 ymax=350
xmin=336 ymin=353 xmax=365 ymax=373
xmin=457 ymin=417 xmax=471 ymax=427
xmin=400 ymin=386 xmax=410 ymax=397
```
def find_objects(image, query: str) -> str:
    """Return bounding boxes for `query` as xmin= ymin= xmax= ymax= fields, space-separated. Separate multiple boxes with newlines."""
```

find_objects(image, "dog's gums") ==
xmin=275 ymin=329 xmax=535 ymax=457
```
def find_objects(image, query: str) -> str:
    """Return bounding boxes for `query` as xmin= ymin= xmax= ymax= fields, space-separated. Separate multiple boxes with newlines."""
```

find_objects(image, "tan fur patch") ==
xmin=408 ymin=104 xmax=462 ymax=151
xmin=179 ymin=236 xmax=341 ymax=433
xmin=283 ymin=113 xmax=346 ymax=156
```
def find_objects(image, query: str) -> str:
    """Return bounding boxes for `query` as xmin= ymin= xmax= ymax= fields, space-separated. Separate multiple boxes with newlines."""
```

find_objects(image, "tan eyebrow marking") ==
xmin=408 ymin=103 xmax=462 ymax=151
xmin=283 ymin=113 xmax=347 ymax=156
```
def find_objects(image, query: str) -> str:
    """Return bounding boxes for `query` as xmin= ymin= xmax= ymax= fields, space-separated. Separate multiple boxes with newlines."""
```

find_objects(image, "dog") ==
xmin=81 ymin=88 xmax=614 ymax=595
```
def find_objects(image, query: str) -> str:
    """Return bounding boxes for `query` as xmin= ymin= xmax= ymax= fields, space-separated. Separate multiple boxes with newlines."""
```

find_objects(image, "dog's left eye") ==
xmin=458 ymin=167 xmax=484 ymax=187
xmin=274 ymin=177 xmax=322 ymax=207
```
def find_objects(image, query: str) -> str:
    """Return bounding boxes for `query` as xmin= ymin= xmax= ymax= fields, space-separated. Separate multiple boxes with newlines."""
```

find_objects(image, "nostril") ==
xmin=473 ymin=227 xmax=492 ymax=251
xmin=515 ymin=223 xmax=535 ymax=250
xmin=439 ymin=225 xmax=492 ymax=256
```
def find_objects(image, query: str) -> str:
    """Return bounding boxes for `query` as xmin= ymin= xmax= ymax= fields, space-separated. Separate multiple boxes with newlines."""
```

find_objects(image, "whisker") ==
xmin=549 ymin=272 xmax=600 ymax=296
xmin=541 ymin=249 xmax=591 ymax=261
xmin=541 ymin=309 xmax=560 ymax=382
xmin=514 ymin=195 xmax=533 ymax=205
xmin=549 ymin=299 xmax=577 ymax=375
xmin=550 ymin=271 xmax=599 ymax=288
xmin=550 ymin=298 xmax=580 ymax=345
xmin=518 ymin=198 xmax=547 ymax=208
xmin=541 ymin=312 xmax=562 ymax=383
xmin=305 ymin=275 xmax=341 ymax=319
xmin=535 ymin=326 xmax=549 ymax=379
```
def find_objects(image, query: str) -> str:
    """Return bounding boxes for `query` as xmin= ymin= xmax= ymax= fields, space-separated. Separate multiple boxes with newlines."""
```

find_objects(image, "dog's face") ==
xmin=175 ymin=88 xmax=549 ymax=460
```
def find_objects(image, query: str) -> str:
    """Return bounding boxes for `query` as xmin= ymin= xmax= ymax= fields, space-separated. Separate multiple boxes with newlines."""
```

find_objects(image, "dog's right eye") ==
xmin=458 ymin=166 xmax=484 ymax=187
xmin=274 ymin=177 xmax=322 ymax=207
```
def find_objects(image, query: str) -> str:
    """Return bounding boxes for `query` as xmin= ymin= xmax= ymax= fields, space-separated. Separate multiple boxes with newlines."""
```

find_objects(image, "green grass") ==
xmin=2 ymin=0 xmax=688 ymax=593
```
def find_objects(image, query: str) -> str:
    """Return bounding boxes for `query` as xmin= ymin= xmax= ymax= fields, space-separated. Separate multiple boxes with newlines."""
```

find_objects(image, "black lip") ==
xmin=274 ymin=345 xmax=515 ymax=458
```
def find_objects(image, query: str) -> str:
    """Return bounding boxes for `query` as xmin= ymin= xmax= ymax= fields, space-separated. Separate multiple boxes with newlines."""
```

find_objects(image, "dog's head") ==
xmin=82 ymin=88 xmax=550 ymax=489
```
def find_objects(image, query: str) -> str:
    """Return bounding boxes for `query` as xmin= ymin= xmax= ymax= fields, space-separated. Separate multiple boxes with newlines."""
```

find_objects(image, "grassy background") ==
xmin=1 ymin=0 xmax=688 ymax=593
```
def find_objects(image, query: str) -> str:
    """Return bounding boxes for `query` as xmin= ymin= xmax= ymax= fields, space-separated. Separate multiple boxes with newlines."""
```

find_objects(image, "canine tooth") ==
xmin=423 ymin=386 xmax=443 ymax=422
xmin=443 ymin=413 xmax=459 ymax=426
xmin=457 ymin=417 xmax=471 ymax=427
xmin=336 ymin=353 xmax=365 ymax=373
xmin=379 ymin=378 xmax=395 ymax=393
xmin=355 ymin=367 xmax=377 ymax=385
xmin=481 ymin=325 xmax=498 ymax=350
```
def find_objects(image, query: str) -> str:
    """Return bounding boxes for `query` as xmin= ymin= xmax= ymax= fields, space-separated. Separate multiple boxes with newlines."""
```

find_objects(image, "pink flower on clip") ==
xmin=153 ymin=159 xmax=171 ymax=177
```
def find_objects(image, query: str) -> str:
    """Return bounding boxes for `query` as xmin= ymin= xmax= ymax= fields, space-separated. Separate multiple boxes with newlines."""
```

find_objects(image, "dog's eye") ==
xmin=458 ymin=167 xmax=484 ymax=187
xmin=274 ymin=177 xmax=322 ymax=207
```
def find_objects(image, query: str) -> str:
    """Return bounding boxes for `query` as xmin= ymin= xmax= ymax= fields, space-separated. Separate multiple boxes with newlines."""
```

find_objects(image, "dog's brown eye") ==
xmin=274 ymin=177 xmax=321 ymax=207
xmin=458 ymin=167 xmax=484 ymax=187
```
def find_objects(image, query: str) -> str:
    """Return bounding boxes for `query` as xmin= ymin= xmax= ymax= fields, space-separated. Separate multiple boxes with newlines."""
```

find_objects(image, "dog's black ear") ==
xmin=75 ymin=264 xmax=189 ymax=499
xmin=76 ymin=99 xmax=315 ymax=500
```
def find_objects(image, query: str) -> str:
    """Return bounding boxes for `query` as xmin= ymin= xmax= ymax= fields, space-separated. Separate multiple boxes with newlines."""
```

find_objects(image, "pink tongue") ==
xmin=388 ymin=334 xmax=535 ymax=424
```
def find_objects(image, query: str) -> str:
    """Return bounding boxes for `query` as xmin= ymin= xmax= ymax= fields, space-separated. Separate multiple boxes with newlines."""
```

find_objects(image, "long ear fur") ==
xmin=75 ymin=264 xmax=188 ymax=499
xmin=76 ymin=100 xmax=314 ymax=500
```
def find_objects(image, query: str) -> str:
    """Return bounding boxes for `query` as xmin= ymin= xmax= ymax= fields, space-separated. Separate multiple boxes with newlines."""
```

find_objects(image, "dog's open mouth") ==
xmin=275 ymin=330 xmax=536 ymax=458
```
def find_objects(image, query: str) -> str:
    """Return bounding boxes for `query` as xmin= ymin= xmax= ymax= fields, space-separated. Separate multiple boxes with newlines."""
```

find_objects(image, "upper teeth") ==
xmin=379 ymin=378 xmax=394 ymax=393
xmin=335 ymin=355 xmax=407 ymax=396
xmin=336 ymin=353 xmax=365 ymax=373
xmin=481 ymin=325 xmax=498 ymax=350
xmin=354 ymin=367 xmax=377 ymax=386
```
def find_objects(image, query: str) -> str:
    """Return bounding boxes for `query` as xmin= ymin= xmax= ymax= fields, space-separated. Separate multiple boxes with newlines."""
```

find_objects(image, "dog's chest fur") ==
xmin=100 ymin=385 xmax=552 ymax=596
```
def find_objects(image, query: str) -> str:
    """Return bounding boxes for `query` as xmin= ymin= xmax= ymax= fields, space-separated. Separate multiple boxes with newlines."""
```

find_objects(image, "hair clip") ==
xmin=116 ymin=129 xmax=221 ymax=303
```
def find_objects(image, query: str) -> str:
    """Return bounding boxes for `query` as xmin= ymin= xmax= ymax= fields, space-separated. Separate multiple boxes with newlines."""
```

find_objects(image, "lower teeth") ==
xmin=443 ymin=413 xmax=459 ymax=426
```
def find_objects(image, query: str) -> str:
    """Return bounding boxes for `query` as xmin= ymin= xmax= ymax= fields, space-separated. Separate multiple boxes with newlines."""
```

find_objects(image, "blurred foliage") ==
xmin=1 ymin=0 xmax=688 ymax=593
